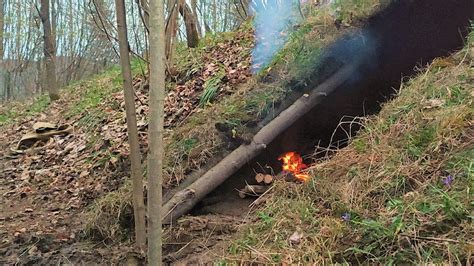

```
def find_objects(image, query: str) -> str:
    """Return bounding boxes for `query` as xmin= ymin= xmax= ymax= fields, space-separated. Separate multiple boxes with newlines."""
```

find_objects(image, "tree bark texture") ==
xmin=114 ymin=0 xmax=147 ymax=252
xmin=147 ymin=0 xmax=166 ymax=263
xmin=40 ymin=0 xmax=60 ymax=100
xmin=178 ymin=0 xmax=199 ymax=48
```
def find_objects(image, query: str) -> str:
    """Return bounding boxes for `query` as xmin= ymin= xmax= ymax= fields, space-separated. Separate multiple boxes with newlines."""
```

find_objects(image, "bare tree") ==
xmin=114 ymin=0 xmax=146 ymax=252
xmin=165 ymin=0 xmax=179 ymax=70
xmin=0 ymin=0 xmax=4 ymax=88
xmin=178 ymin=0 xmax=199 ymax=48
xmin=0 ymin=0 xmax=3 ymax=61
xmin=147 ymin=0 xmax=166 ymax=262
xmin=39 ymin=0 xmax=59 ymax=100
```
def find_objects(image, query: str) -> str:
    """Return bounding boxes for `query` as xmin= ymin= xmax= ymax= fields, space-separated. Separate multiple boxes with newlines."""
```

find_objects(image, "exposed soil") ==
xmin=0 ymin=101 xmax=133 ymax=264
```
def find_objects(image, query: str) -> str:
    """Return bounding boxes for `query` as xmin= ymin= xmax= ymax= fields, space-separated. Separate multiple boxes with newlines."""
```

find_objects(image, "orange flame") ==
xmin=278 ymin=151 xmax=310 ymax=182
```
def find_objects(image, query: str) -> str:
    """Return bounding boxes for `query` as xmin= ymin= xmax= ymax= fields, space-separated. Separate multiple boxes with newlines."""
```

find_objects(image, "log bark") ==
xmin=162 ymin=64 xmax=356 ymax=224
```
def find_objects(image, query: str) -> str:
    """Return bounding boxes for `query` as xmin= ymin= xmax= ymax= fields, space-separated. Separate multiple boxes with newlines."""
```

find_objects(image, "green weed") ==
xmin=200 ymin=70 xmax=225 ymax=107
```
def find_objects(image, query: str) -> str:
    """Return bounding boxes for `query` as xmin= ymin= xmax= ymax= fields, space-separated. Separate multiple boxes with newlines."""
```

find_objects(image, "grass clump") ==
xmin=200 ymin=70 xmax=225 ymax=107
xmin=83 ymin=181 xmax=134 ymax=241
xmin=227 ymin=31 xmax=473 ymax=264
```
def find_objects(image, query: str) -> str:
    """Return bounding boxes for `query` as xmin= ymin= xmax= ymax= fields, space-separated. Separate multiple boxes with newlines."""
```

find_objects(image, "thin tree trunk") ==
xmin=178 ymin=0 xmax=199 ymax=48
xmin=15 ymin=1 xmax=21 ymax=61
xmin=40 ymin=0 xmax=60 ymax=100
xmin=66 ymin=0 xmax=74 ymax=84
xmin=165 ymin=0 xmax=178 ymax=62
xmin=139 ymin=0 xmax=150 ymax=30
xmin=51 ymin=0 xmax=56 ymax=42
xmin=0 ymin=0 xmax=5 ymax=100
xmin=138 ymin=0 xmax=150 ymax=60
xmin=0 ymin=0 xmax=3 ymax=61
xmin=191 ymin=0 xmax=201 ymax=38
xmin=147 ymin=0 xmax=165 ymax=262
xmin=164 ymin=0 xmax=179 ymax=75
xmin=36 ymin=60 xmax=42 ymax=94
xmin=5 ymin=71 xmax=10 ymax=100
xmin=114 ymin=0 xmax=146 ymax=252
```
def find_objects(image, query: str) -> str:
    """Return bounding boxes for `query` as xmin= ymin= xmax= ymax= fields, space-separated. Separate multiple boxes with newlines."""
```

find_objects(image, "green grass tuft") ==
xmin=200 ymin=70 xmax=225 ymax=107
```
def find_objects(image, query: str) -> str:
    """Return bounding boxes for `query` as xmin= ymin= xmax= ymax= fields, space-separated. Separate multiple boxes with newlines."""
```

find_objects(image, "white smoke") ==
xmin=250 ymin=0 xmax=302 ymax=73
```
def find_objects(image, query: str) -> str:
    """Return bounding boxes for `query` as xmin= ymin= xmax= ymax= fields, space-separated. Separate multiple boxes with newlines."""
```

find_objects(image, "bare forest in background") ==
xmin=0 ymin=0 xmax=252 ymax=102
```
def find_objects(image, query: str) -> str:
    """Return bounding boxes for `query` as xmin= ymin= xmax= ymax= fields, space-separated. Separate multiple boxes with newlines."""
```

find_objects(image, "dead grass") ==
xmin=83 ymin=181 xmax=134 ymax=241
xmin=226 ymin=31 xmax=473 ymax=264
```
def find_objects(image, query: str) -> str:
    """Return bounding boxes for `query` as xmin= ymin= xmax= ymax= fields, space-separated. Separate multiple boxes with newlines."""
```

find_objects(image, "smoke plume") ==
xmin=250 ymin=0 xmax=301 ymax=73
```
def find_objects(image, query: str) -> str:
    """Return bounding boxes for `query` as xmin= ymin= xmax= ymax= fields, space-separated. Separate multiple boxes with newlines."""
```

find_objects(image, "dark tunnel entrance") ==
xmin=191 ymin=0 xmax=474 ymax=215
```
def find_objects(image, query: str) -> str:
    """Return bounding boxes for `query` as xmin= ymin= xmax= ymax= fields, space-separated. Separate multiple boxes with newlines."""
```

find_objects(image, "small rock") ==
xmin=289 ymin=231 xmax=303 ymax=246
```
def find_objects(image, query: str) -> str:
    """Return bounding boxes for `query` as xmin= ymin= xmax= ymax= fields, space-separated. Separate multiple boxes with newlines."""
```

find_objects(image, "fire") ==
xmin=278 ymin=151 xmax=310 ymax=182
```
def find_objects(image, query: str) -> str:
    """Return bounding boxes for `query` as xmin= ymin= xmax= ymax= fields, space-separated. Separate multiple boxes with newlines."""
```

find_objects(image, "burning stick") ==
xmin=238 ymin=185 xmax=269 ymax=198
xmin=279 ymin=152 xmax=309 ymax=182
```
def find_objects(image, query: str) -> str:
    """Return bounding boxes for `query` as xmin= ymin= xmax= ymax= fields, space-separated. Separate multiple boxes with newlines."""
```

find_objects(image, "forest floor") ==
xmin=0 ymin=27 xmax=256 ymax=264
xmin=1 ymin=1 xmax=473 ymax=265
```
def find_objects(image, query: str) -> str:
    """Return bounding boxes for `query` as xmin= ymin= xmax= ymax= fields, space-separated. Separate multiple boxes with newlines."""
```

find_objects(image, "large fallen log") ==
xmin=162 ymin=64 xmax=356 ymax=224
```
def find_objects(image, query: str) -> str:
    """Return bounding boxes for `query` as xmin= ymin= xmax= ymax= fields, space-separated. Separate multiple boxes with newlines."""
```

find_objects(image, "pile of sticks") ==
xmin=238 ymin=173 xmax=274 ymax=199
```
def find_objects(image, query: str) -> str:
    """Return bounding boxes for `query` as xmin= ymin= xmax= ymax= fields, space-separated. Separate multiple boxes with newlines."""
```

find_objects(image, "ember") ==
xmin=278 ymin=152 xmax=310 ymax=182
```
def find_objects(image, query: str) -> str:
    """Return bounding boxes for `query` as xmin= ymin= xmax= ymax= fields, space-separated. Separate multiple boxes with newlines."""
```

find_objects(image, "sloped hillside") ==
xmin=227 ymin=30 xmax=473 ymax=264
xmin=1 ymin=0 xmax=471 ymax=264
xmin=0 ymin=6 xmax=357 ymax=259
xmin=0 ymin=26 xmax=257 ymax=264
xmin=84 ymin=1 xmax=374 ymax=246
